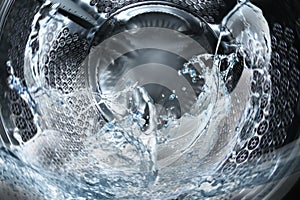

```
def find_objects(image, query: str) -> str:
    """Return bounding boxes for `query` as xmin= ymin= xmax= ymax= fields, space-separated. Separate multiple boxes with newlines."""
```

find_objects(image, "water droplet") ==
xmin=169 ymin=94 xmax=176 ymax=101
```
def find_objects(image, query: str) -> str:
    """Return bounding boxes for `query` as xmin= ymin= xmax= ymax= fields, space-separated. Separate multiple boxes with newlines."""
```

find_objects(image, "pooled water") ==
xmin=0 ymin=0 xmax=285 ymax=199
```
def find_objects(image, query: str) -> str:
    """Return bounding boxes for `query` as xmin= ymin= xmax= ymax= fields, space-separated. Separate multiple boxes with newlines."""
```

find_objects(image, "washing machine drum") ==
xmin=0 ymin=0 xmax=299 ymax=199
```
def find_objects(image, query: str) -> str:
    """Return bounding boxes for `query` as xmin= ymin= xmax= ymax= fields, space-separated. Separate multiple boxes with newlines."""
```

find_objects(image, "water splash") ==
xmin=0 ymin=1 xmax=291 ymax=199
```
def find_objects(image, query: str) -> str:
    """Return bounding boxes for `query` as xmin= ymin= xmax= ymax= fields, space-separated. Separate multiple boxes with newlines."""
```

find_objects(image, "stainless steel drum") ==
xmin=0 ymin=0 xmax=299 ymax=199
